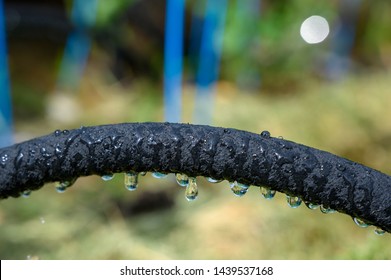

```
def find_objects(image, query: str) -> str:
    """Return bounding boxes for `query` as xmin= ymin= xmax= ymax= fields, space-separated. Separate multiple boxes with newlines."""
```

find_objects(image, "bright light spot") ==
xmin=300 ymin=15 xmax=329 ymax=44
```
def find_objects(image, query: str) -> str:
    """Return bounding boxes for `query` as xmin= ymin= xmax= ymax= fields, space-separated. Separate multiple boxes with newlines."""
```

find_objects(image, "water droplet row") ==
xmin=99 ymin=172 xmax=389 ymax=235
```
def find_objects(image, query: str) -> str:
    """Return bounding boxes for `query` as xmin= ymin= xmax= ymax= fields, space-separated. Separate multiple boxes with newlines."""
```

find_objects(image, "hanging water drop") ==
xmin=101 ymin=174 xmax=115 ymax=181
xmin=55 ymin=178 xmax=76 ymax=193
xmin=320 ymin=205 xmax=336 ymax=214
xmin=152 ymin=172 xmax=168 ymax=179
xmin=56 ymin=184 xmax=67 ymax=193
xmin=124 ymin=171 xmax=139 ymax=191
xmin=374 ymin=227 xmax=386 ymax=236
xmin=353 ymin=217 xmax=369 ymax=228
xmin=175 ymin=173 xmax=189 ymax=187
xmin=22 ymin=190 xmax=31 ymax=198
xmin=206 ymin=177 xmax=222 ymax=183
xmin=260 ymin=186 xmax=276 ymax=200
xmin=305 ymin=202 xmax=319 ymax=210
xmin=185 ymin=177 xmax=198 ymax=201
xmin=230 ymin=181 xmax=249 ymax=197
xmin=286 ymin=195 xmax=302 ymax=208
xmin=40 ymin=217 xmax=45 ymax=224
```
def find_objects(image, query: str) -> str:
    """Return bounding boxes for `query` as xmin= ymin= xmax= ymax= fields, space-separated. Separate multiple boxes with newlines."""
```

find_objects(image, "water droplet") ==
xmin=185 ymin=177 xmax=198 ymax=201
xmin=1 ymin=153 xmax=9 ymax=166
xmin=40 ymin=217 xmax=45 ymax=224
xmin=353 ymin=217 xmax=369 ymax=228
xmin=320 ymin=205 xmax=336 ymax=214
xmin=22 ymin=190 xmax=31 ymax=198
xmin=55 ymin=145 xmax=63 ymax=155
xmin=206 ymin=177 xmax=222 ymax=183
xmin=56 ymin=185 xmax=67 ymax=193
xmin=15 ymin=152 xmax=24 ymax=167
xmin=336 ymin=164 xmax=346 ymax=171
xmin=260 ymin=130 xmax=271 ymax=138
xmin=55 ymin=178 xmax=76 ymax=193
xmin=124 ymin=171 xmax=139 ymax=191
xmin=152 ymin=172 xmax=168 ymax=179
xmin=286 ymin=195 xmax=302 ymax=208
xmin=175 ymin=173 xmax=189 ymax=187
xmin=260 ymin=186 xmax=276 ymax=200
xmin=62 ymin=130 xmax=69 ymax=135
xmin=54 ymin=129 xmax=61 ymax=136
xmin=278 ymin=136 xmax=284 ymax=140
xmin=101 ymin=174 xmax=115 ymax=181
xmin=305 ymin=201 xmax=319 ymax=210
xmin=230 ymin=181 xmax=249 ymax=197
xmin=374 ymin=227 xmax=386 ymax=236
xmin=140 ymin=172 xmax=147 ymax=176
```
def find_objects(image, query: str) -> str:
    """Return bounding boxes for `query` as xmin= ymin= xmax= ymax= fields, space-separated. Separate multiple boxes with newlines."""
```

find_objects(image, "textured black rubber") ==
xmin=0 ymin=122 xmax=390 ymax=232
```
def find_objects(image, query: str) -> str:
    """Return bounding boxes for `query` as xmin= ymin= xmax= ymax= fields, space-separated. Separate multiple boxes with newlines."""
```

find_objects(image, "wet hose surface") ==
xmin=0 ymin=122 xmax=390 ymax=232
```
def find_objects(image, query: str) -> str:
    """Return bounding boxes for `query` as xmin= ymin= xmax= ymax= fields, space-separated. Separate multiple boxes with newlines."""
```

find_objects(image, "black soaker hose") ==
xmin=0 ymin=122 xmax=390 ymax=232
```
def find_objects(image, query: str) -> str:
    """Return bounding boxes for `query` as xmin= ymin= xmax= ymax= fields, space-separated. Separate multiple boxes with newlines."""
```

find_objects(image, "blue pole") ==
xmin=0 ymin=0 xmax=13 ymax=147
xmin=57 ymin=0 xmax=97 ymax=90
xmin=188 ymin=0 xmax=206 ymax=78
xmin=164 ymin=0 xmax=185 ymax=123
xmin=193 ymin=0 xmax=227 ymax=124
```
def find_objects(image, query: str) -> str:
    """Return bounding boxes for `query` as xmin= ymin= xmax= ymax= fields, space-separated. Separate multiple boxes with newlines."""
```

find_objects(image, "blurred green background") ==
xmin=1 ymin=0 xmax=391 ymax=259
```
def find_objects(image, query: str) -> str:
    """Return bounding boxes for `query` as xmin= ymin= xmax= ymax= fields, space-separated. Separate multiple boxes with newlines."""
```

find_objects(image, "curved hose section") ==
xmin=0 ymin=122 xmax=390 ymax=232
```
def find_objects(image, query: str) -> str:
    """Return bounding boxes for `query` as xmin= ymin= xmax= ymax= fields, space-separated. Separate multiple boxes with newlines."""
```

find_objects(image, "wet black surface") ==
xmin=0 ymin=122 xmax=390 ymax=232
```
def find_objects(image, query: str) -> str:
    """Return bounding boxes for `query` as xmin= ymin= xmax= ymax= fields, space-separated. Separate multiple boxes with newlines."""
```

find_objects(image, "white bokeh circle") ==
xmin=300 ymin=15 xmax=330 ymax=44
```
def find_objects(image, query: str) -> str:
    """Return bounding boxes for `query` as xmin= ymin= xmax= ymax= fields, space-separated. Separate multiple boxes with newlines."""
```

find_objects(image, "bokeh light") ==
xmin=300 ymin=15 xmax=329 ymax=44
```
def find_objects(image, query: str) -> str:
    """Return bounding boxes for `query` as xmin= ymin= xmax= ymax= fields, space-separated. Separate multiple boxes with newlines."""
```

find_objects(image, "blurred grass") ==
xmin=1 ymin=68 xmax=391 ymax=259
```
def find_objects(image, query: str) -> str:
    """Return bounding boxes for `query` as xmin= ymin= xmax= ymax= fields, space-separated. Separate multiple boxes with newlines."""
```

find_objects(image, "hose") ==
xmin=0 ymin=122 xmax=390 ymax=233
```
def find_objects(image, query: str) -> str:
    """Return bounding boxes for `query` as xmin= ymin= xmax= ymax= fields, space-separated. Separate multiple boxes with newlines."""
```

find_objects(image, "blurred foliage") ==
xmin=95 ymin=0 xmax=136 ymax=27
xmin=2 ymin=69 xmax=391 ymax=260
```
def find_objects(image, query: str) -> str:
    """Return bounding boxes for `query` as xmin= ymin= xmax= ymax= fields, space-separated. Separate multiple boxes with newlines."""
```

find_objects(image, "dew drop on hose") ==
xmin=22 ymin=190 xmax=31 ymax=198
xmin=320 ymin=205 xmax=336 ymax=214
xmin=353 ymin=217 xmax=369 ymax=228
xmin=305 ymin=202 xmax=319 ymax=210
xmin=374 ymin=227 xmax=386 ymax=236
xmin=260 ymin=186 xmax=276 ymax=200
xmin=206 ymin=177 xmax=222 ymax=183
xmin=286 ymin=195 xmax=302 ymax=208
xmin=260 ymin=130 xmax=271 ymax=138
xmin=152 ymin=172 xmax=168 ymax=179
xmin=175 ymin=173 xmax=189 ymax=187
xmin=101 ymin=174 xmax=115 ymax=181
xmin=124 ymin=171 xmax=139 ymax=191
xmin=230 ymin=181 xmax=249 ymax=197
xmin=55 ymin=178 xmax=76 ymax=193
xmin=185 ymin=177 xmax=198 ymax=201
